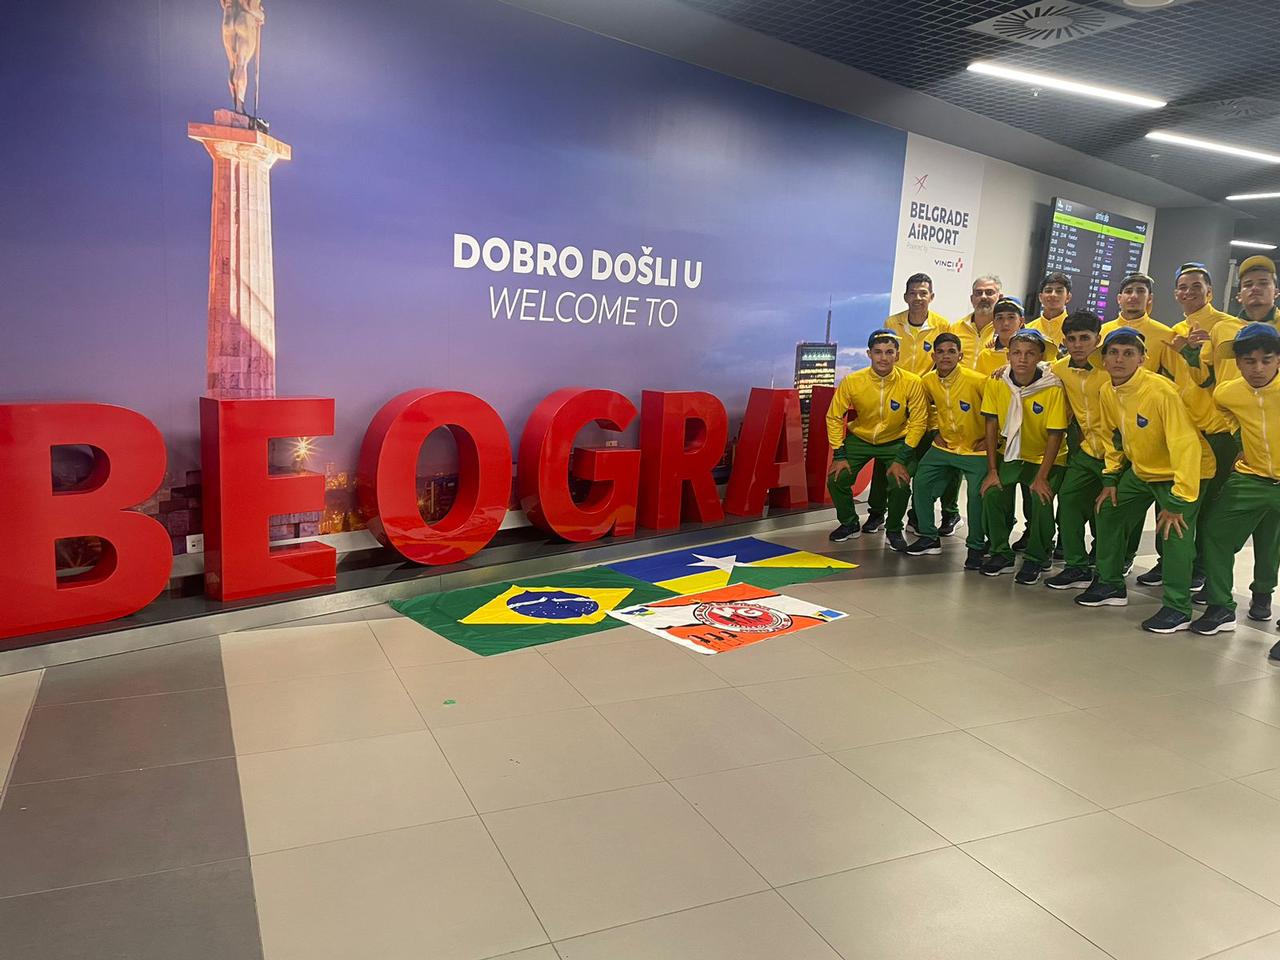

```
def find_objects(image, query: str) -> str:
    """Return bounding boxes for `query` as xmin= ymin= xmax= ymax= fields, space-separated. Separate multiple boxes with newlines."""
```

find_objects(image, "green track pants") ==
xmin=1057 ymin=451 xmax=1104 ymax=570
xmin=1097 ymin=471 xmax=1201 ymax=616
xmin=1200 ymin=471 xmax=1280 ymax=611
xmin=912 ymin=447 xmax=988 ymax=551
xmin=982 ymin=459 xmax=1064 ymax=564
xmin=829 ymin=436 xmax=910 ymax=532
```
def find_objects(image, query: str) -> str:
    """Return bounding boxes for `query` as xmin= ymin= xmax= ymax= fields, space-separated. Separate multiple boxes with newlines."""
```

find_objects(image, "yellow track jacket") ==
xmin=1099 ymin=367 xmax=1209 ymax=505
xmin=1028 ymin=311 xmax=1068 ymax=354
xmin=1100 ymin=315 xmax=1174 ymax=373
xmin=948 ymin=312 xmax=992 ymax=370
xmin=827 ymin=366 xmax=929 ymax=452
xmin=1214 ymin=375 xmax=1280 ymax=481
xmin=886 ymin=310 xmax=950 ymax=375
xmin=1051 ymin=352 xmax=1109 ymax=460
xmin=921 ymin=365 xmax=988 ymax=456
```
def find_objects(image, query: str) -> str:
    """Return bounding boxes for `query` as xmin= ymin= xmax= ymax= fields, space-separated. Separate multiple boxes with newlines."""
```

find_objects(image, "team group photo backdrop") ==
xmin=4 ymin=0 xmax=913 ymax=563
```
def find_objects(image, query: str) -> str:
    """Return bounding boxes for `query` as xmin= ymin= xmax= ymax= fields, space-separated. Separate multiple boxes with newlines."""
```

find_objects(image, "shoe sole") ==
xmin=1135 ymin=579 xmax=1162 ymax=587
xmin=907 ymin=548 xmax=943 ymax=556
xmin=1076 ymin=596 xmax=1128 ymax=607
xmin=1248 ymin=612 xmax=1272 ymax=622
xmin=1015 ymin=578 xmax=1041 ymax=586
xmin=981 ymin=567 xmax=1014 ymax=577
xmin=1143 ymin=621 xmax=1191 ymax=634
xmin=1192 ymin=621 xmax=1237 ymax=635
xmin=1045 ymin=581 xmax=1091 ymax=591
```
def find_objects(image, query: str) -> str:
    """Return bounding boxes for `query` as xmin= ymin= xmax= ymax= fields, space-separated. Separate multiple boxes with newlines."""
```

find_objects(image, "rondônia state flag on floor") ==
xmin=390 ymin=568 xmax=675 ymax=656
xmin=608 ymin=583 xmax=848 ymax=654
xmin=604 ymin=537 xmax=856 ymax=594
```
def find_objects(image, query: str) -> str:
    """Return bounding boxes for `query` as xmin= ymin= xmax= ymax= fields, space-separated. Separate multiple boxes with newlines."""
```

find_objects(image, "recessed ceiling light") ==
xmin=1226 ymin=191 xmax=1280 ymax=201
xmin=1123 ymin=0 xmax=1175 ymax=8
xmin=1231 ymin=240 xmax=1277 ymax=250
xmin=966 ymin=62 xmax=1166 ymax=109
xmin=1145 ymin=131 xmax=1280 ymax=163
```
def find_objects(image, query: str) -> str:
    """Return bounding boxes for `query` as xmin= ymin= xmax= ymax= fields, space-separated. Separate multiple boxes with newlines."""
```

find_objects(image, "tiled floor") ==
xmin=4 ymin=519 xmax=1280 ymax=958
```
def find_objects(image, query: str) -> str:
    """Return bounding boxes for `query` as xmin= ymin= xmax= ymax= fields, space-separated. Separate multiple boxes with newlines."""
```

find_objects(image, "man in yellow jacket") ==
xmin=950 ymin=274 xmax=1002 ymax=369
xmin=1100 ymin=272 xmax=1173 ymax=373
xmin=1076 ymin=327 xmax=1210 ymax=633
xmin=827 ymin=329 xmax=929 ymax=552
xmin=1045 ymin=310 xmax=1109 ymax=590
xmin=1201 ymin=255 xmax=1280 ymax=386
xmin=1192 ymin=324 xmax=1280 ymax=644
xmin=978 ymin=328 xmax=1069 ymax=581
xmin=904 ymin=332 xmax=990 ymax=569
xmin=1130 ymin=262 xmax=1237 ymax=591
xmin=1027 ymin=272 xmax=1072 ymax=356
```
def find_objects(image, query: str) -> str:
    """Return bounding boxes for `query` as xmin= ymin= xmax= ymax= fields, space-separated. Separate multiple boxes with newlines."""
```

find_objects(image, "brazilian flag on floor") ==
xmin=391 ymin=537 xmax=856 ymax=656
xmin=390 ymin=567 xmax=676 ymax=656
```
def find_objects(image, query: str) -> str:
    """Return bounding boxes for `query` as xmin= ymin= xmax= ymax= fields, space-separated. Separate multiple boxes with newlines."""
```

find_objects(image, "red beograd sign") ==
xmin=0 ymin=386 xmax=841 ymax=642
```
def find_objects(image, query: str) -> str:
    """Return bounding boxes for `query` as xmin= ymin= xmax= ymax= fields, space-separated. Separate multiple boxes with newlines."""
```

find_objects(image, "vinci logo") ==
xmin=932 ymin=256 xmax=965 ymax=273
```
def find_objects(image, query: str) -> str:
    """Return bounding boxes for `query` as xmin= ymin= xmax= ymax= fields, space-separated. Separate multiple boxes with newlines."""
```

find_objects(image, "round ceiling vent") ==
xmin=968 ymin=2 xmax=1134 ymax=49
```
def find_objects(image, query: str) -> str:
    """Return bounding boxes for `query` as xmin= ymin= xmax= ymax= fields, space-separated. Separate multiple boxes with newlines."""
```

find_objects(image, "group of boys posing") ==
xmin=825 ymin=258 xmax=1280 ymax=653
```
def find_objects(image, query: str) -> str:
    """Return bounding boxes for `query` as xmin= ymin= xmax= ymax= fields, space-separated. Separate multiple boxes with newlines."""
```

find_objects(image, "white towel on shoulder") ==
xmin=999 ymin=365 xmax=1062 ymax=461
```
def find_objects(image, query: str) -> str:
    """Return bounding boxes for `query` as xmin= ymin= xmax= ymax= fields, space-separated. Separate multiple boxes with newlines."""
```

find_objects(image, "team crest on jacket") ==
xmin=1136 ymin=414 xmax=1149 ymax=428
xmin=1032 ymin=401 xmax=1044 ymax=414
xmin=890 ymin=399 xmax=901 ymax=411
xmin=923 ymin=341 xmax=932 ymax=351
xmin=959 ymin=400 xmax=971 ymax=412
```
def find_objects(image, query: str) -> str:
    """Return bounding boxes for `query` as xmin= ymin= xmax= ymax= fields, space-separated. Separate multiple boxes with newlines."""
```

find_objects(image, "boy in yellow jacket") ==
xmin=827 ymin=329 xmax=929 ymax=552
xmin=905 ymin=332 xmax=990 ymax=568
xmin=1045 ymin=310 xmax=1108 ymax=590
xmin=1100 ymin=272 xmax=1174 ymax=373
xmin=1076 ymin=328 xmax=1210 ymax=633
xmin=1192 ymin=324 xmax=1280 ymax=644
xmin=1027 ymin=272 xmax=1072 ymax=357
xmin=979 ymin=328 xmax=1069 ymax=581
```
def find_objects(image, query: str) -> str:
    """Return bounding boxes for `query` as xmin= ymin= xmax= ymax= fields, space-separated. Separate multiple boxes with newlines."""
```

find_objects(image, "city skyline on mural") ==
xmin=2 ymin=0 xmax=904 ymax=554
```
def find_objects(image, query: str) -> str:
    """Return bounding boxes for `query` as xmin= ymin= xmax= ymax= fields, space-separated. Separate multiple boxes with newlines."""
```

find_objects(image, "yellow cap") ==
xmin=1239 ymin=254 xmax=1277 ymax=278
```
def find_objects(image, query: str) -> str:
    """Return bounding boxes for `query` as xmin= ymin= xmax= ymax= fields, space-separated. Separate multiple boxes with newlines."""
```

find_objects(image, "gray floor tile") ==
xmin=0 ymin=859 xmax=263 ymax=960
xmin=10 ymin=687 xmax=234 ymax=784
xmin=36 ymin=639 xmax=224 ymax=706
xmin=0 ymin=759 xmax=248 ymax=897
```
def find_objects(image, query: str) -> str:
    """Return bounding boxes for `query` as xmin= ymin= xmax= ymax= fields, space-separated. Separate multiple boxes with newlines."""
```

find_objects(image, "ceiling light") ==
xmin=1231 ymin=240 xmax=1277 ymax=250
xmin=1226 ymin=191 xmax=1280 ymax=201
xmin=1145 ymin=131 xmax=1280 ymax=163
xmin=967 ymin=62 xmax=1166 ymax=108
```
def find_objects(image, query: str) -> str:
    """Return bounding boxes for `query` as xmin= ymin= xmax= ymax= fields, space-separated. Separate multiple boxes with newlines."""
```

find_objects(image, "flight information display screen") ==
xmin=1042 ymin=197 xmax=1149 ymax=316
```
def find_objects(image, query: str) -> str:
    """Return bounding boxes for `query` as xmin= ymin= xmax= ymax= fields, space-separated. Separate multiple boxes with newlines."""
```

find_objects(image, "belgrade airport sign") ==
xmin=0 ymin=384 xmax=840 ymax=642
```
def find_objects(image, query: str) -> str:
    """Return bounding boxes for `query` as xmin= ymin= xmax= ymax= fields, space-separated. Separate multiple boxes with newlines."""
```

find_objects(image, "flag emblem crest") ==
xmin=1032 ymin=401 xmax=1044 ymax=414
xmin=1137 ymin=414 xmax=1149 ymax=428
xmin=959 ymin=400 xmax=971 ymax=412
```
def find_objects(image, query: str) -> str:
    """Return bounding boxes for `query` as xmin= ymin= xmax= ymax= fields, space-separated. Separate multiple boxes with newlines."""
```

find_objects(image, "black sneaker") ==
xmin=1136 ymin=563 xmax=1163 ymax=586
xmin=1192 ymin=588 xmax=1208 ymax=606
xmin=886 ymin=531 xmax=910 ymax=553
xmin=963 ymin=548 xmax=985 ymax=571
xmin=862 ymin=513 xmax=885 ymax=534
xmin=906 ymin=536 xmax=942 ymax=556
xmin=1012 ymin=530 xmax=1031 ymax=552
xmin=828 ymin=524 xmax=859 ymax=543
xmin=1014 ymin=562 xmax=1042 ymax=585
xmin=1122 ymin=559 xmax=1134 ymax=577
xmin=1053 ymin=543 xmax=1064 ymax=562
xmin=1249 ymin=593 xmax=1273 ymax=622
xmin=939 ymin=513 xmax=961 ymax=538
xmin=1191 ymin=606 xmax=1236 ymax=635
xmin=1142 ymin=606 xmax=1192 ymax=634
xmin=1191 ymin=572 xmax=1206 ymax=591
xmin=905 ymin=513 xmax=919 ymax=536
xmin=1046 ymin=566 xmax=1092 ymax=590
xmin=981 ymin=555 xmax=1015 ymax=577
xmin=1076 ymin=582 xmax=1128 ymax=606
xmin=1270 ymin=638 xmax=1280 ymax=662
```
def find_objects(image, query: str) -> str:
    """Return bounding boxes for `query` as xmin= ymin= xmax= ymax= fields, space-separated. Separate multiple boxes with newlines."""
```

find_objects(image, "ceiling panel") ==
xmin=674 ymin=0 xmax=1280 ymax=235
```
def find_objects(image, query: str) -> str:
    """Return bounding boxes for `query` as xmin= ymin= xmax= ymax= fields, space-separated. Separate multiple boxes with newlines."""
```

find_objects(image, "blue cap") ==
xmin=1102 ymin=326 xmax=1147 ymax=352
xmin=1009 ymin=328 xmax=1048 ymax=352
xmin=866 ymin=328 xmax=901 ymax=349
xmin=993 ymin=296 xmax=1023 ymax=315
xmin=1175 ymin=261 xmax=1212 ymax=286
xmin=1231 ymin=322 xmax=1280 ymax=358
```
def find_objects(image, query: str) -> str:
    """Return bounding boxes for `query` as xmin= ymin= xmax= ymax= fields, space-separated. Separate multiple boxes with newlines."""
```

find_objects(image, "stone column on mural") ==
xmin=188 ymin=109 xmax=291 ymax=398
